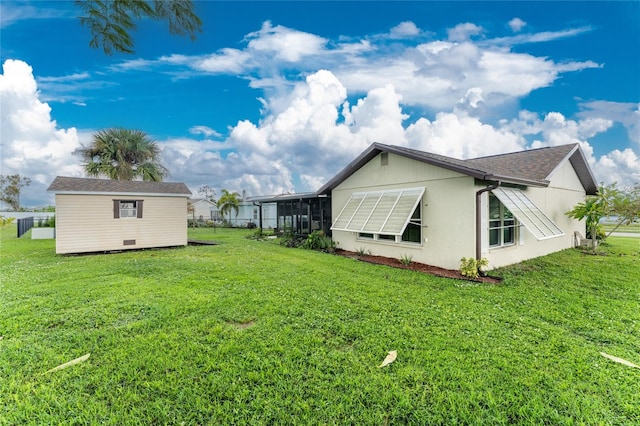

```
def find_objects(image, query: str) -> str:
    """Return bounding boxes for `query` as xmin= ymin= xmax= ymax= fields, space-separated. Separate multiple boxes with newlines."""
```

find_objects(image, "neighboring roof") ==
xmin=47 ymin=176 xmax=192 ymax=196
xmin=318 ymin=143 xmax=598 ymax=195
xmin=249 ymin=192 xmax=322 ymax=203
xmin=190 ymin=198 xmax=215 ymax=204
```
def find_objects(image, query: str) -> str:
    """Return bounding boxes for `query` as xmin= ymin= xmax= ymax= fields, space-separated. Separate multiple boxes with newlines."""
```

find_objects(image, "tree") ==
xmin=0 ymin=174 xmax=32 ymax=211
xmin=75 ymin=128 xmax=169 ymax=181
xmin=606 ymin=183 xmax=640 ymax=236
xmin=199 ymin=185 xmax=216 ymax=202
xmin=75 ymin=0 xmax=203 ymax=55
xmin=566 ymin=183 xmax=617 ymax=251
xmin=217 ymin=189 xmax=240 ymax=223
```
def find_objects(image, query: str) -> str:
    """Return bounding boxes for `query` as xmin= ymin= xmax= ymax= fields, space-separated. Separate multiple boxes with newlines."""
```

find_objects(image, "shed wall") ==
xmin=55 ymin=194 xmax=188 ymax=254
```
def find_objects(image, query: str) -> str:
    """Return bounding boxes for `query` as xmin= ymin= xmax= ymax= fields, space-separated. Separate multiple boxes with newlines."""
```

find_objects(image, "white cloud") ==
xmin=0 ymin=59 xmax=82 ymax=206
xmin=104 ymin=20 xmax=602 ymax=116
xmin=245 ymin=21 xmax=328 ymax=63
xmin=3 ymin=60 xmax=638 ymax=206
xmin=162 ymin=68 xmax=638 ymax=197
xmin=389 ymin=21 xmax=421 ymax=38
xmin=189 ymin=125 xmax=222 ymax=138
xmin=447 ymin=23 xmax=484 ymax=42
xmin=508 ymin=18 xmax=527 ymax=32
xmin=489 ymin=26 xmax=594 ymax=46
xmin=0 ymin=3 xmax=72 ymax=28
xmin=577 ymin=101 xmax=640 ymax=146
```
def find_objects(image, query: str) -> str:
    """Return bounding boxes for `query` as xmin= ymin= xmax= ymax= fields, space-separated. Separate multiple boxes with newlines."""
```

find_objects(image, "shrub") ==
xmin=356 ymin=247 xmax=371 ymax=257
xmin=279 ymin=231 xmax=304 ymax=248
xmin=400 ymin=254 xmax=413 ymax=266
xmin=1 ymin=216 xmax=15 ymax=227
xmin=302 ymin=230 xmax=336 ymax=252
xmin=46 ymin=215 xmax=55 ymax=227
xmin=460 ymin=257 xmax=489 ymax=279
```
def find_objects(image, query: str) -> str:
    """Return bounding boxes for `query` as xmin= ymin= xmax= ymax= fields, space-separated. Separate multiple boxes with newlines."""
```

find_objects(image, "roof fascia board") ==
xmin=569 ymin=148 xmax=599 ymax=195
xmin=49 ymin=190 xmax=190 ymax=197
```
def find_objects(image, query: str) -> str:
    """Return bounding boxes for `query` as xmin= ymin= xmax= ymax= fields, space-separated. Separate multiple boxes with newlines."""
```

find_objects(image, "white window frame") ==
xmin=119 ymin=201 xmax=137 ymax=218
xmin=489 ymin=194 xmax=517 ymax=248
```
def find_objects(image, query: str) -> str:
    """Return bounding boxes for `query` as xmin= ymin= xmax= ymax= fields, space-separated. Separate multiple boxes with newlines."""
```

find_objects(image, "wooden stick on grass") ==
xmin=45 ymin=353 xmax=91 ymax=374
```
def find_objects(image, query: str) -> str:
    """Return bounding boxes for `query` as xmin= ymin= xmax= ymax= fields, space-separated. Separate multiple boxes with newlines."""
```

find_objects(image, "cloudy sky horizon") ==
xmin=1 ymin=1 xmax=638 ymax=207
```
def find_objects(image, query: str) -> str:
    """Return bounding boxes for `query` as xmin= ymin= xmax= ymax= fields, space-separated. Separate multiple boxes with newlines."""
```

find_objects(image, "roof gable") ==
xmin=319 ymin=143 xmax=597 ymax=195
xmin=47 ymin=176 xmax=192 ymax=196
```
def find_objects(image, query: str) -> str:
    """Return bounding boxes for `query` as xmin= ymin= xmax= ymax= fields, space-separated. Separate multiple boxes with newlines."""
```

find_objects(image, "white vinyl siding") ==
xmin=491 ymin=187 xmax=564 ymax=240
xmin=55 ymin=194 xmax=187 ymax=254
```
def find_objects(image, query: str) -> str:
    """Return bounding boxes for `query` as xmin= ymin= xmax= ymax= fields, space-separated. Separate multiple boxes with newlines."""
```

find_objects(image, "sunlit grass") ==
xmin=1 ymin=225 xmax=638 ymax=424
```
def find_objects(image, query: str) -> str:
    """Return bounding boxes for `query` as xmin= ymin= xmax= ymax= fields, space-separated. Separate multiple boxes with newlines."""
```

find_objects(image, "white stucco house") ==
xmin=188 ymin=198 xmax=216 ymax=221
xmin=317 ymin=142 xmax=597 ymax=270
xmin=47 ymin=176 xmax=192 ymax=254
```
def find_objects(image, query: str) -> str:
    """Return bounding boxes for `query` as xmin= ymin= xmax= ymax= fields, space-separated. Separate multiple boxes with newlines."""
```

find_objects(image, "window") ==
xmin=113 ymin=200 xmax=143 ymax=219
xmin=333 ymin=187 xmax=424 ymax=244
xmin=402 ymin=203 xmax=421 ymax=243
xmin=489 ymin=194 xmax=516 ymax=247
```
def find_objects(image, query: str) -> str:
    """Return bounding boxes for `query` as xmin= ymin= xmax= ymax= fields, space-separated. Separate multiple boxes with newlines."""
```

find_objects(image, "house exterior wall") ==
xmin=189 ymin=200 xmax=215 ymax=220
xmin=331 ymin=152 xmax=477 ymax=270
xmin=481 ymin=160 xmax=587 ymax=268
xmin=55 ymin=194 xmax=188 ymax=254
xmin=227 ymin=202 xmax=259 ymax=227
xmin=332 ymin=152 xmax=588 ymax=271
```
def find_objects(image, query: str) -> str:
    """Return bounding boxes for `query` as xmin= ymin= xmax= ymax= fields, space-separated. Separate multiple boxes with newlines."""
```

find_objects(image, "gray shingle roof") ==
xmin=47 ymin=176 xmax=192 ymax=196
xmin=318 ymin=143 xmax=598 ymax=195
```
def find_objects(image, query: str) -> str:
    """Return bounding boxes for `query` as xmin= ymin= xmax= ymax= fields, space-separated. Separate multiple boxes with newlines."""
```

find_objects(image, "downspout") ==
xmin=475 ymin=180 xmax=501 ymax=262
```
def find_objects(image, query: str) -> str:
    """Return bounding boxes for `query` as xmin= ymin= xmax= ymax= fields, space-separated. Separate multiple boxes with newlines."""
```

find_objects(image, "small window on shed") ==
xmin=381 ymin=152 xmax=389 ymax=166
xmin=113 ymin=200 xmax=144 ymax=219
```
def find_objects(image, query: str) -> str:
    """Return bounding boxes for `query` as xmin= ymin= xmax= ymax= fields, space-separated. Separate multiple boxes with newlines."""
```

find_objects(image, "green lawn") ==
xmin=1 ymin=226 xmax=639 ymax=425
xmin=602 ymin=222 xmax=640 ymax=234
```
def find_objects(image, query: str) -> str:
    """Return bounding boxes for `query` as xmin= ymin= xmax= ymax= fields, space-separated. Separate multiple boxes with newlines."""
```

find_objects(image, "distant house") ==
xmin=317 ymin=143 xmax=597 ymax=270
xmin=220 ymin=191 xmax=278 ymax=229
xmin=47 ymin=176 xmax=192 ymax=254
xmin=188 ymin=198 xmax=216 ymax=221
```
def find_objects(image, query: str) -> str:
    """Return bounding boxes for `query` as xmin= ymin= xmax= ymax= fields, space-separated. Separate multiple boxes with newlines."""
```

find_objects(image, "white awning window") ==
xmin=332 ymin=187 xmax=425 ymax=235
xmin=491 ymin=187 xmax=564 ymax=240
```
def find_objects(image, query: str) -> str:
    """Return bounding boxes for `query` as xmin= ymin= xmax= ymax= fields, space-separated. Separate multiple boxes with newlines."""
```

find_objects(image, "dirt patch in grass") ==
xmin=335 ymin=249 xmax=502 ymax=284
xmin=226 ymin=320 xmax=256 ymax=329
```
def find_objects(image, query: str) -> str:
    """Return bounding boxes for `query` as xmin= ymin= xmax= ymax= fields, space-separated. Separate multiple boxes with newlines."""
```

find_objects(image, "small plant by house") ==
xmin=302 ymin=230 xmax=336 ymax=252
xmin=400 ymin=254 xmax=413 ymax=266
xmin=356 ymin=247 xmax=371 ymax=257
xmin=460 ymin=257 xmax=489 ymax=279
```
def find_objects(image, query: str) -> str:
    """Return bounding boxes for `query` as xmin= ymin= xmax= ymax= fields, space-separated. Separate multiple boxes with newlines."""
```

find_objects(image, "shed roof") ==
xmin=318 ymin=143 xmax=597 ymax=195
xmin=47 ymin=176 xmax=192 ymax=196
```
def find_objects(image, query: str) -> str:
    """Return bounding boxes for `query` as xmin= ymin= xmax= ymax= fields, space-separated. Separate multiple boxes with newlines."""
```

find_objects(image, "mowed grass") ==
xmin=1 ymin=226 xmax=639 ymax=425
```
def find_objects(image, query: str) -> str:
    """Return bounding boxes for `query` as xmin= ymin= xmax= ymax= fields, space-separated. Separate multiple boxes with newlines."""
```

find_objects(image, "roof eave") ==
xmin=48 ymin=190 xmax=191 ymax=197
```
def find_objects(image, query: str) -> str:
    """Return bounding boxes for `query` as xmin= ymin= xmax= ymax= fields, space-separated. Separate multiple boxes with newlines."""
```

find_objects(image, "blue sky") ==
xmin=1 ymin=1 xmax=639 ymax=207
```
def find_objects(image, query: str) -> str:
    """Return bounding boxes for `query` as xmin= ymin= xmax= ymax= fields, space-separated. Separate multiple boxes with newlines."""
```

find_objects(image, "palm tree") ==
xmin=76 ymin=128 xmax=169 ymax=181
xmin=217 ymin=189 xmax=241 ymax=223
